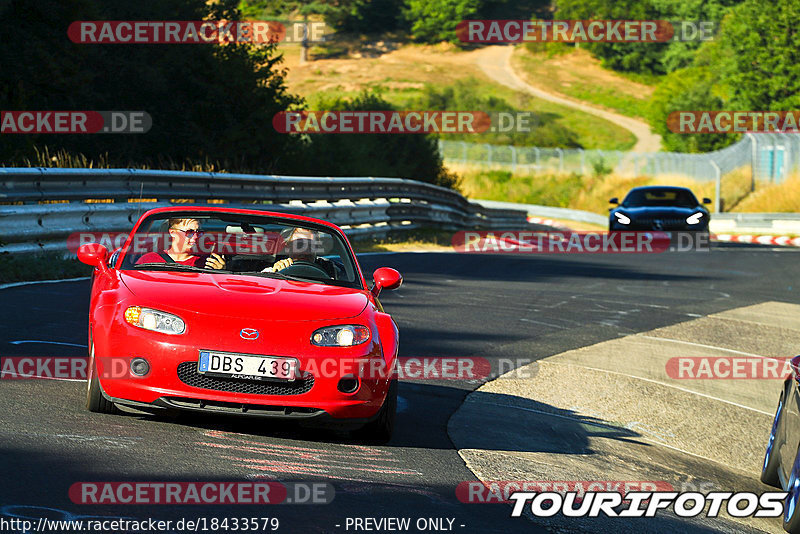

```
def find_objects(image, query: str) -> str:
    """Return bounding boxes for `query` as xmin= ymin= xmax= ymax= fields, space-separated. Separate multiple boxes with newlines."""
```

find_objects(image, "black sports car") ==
xmin=608 ymin=186 xmax=711 ymax=231
xmin=762 ymin=356 xmax=800 ymax=533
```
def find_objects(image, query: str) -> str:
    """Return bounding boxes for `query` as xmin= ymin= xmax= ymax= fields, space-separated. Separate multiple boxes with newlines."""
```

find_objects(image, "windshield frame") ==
xmin=621 ymin=188 xmax=700 ymax=208
xmin=116 ymin=209 xmax=365 ymax=290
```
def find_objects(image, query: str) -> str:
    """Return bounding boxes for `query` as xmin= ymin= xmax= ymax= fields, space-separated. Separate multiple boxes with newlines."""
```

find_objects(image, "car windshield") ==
xmin=119 ymin=212 xmax=361 ymax=289
xmin=622 ymin=189 xmax=699 ymax=208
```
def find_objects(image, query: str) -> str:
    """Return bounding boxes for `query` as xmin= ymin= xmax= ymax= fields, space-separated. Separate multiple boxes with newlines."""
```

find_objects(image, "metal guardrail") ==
xmin=473 ymin=200 xmax=607 ymax=226
xmin=0 ymin=168 xmax=531 ymax=255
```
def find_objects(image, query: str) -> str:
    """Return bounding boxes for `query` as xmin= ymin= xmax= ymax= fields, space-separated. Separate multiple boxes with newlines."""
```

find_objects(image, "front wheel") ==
xmin=785 ymin=448 xmax=800 ymax=533
xmin=86 ymin=344 xmax=118 ymax=414
xmin=762 ymin=391 xmax=785 ymax=487
xmin=352 ymin=380 xmax=397 ymax=443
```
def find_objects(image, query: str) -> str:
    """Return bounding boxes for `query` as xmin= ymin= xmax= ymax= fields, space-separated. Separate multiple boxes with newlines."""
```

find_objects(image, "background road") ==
xmin=1 ymin=246 xmax=798 ymax=533
xmin=474 ymin=45 xmax=663 ymax=153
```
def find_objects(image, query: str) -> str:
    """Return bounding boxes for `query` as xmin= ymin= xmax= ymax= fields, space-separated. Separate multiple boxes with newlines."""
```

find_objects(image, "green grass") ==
xmin=459 ymin=167 xmax=755 ymax=215
xmin=513 ymin=47 xmax=661 ymax=121
xmin=305 ymin=78 xmax=636 ymax=151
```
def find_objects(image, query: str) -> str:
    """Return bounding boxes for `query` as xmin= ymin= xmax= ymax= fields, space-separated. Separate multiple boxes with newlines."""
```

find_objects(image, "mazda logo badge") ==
xmin=240 ymin=328 xmax=259 ymax=340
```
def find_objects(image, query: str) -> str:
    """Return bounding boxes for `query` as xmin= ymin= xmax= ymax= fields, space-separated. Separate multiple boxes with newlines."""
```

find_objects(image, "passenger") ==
xmin=262 ymin=227 xmax=335 ymax=277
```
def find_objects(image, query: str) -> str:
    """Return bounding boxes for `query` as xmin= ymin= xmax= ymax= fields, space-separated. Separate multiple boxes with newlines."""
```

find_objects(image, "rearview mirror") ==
xmin=78 ymin=243 xmax=110 ymax=275
xmin=703 ymin=197 xmax=712 ymax=204
xmin=371 ymin=267 xmax=402 ymax=298
xmin=609 ymin=197 xmax=619 ymax=205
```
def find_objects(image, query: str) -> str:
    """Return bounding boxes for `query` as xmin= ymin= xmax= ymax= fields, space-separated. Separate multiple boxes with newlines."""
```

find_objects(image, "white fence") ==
xmin=440 ymin=133 xmax=800 ymax=184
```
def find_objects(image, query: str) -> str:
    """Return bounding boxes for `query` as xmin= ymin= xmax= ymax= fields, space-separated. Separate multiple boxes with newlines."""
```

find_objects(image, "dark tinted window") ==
xmin=622 ymin=189 xmax=698 ymax=208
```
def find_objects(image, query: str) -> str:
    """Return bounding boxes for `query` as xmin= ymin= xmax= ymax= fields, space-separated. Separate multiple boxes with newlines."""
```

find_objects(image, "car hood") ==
xmin=615 ymin=206 xmax=702 ymax=217
xmin=119 ymin=270 xmax=368 ymax=321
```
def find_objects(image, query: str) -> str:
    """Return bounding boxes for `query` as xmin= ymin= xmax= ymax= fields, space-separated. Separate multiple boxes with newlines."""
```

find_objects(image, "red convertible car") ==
xmin=77 ymin=206 xmax=402 ymax=441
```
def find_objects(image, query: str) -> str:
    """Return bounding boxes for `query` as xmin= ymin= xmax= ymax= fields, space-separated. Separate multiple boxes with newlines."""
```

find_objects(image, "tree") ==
xmin=647 ymin=66 xmax=734 ymax=152
xmin=403 ymin=0 xmax=480 ymax=44
xmin=296 ymin=91 xmax=459 ymax=188
xmin=0 ymin=0 xmax=304 ymax=172
xmin=712 ymin=0 xmax=800 ymax=110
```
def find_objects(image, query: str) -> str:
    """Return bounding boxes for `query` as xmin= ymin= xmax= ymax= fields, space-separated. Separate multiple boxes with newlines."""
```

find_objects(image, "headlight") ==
xmin=614 ymin=212 xmax=631 ymax=225
xmin=311 ymin=325 xmax=370 ymax=347
xmin=124 ymin=306 xmax=185 ymax=335
xmin=686 ymin=212 xmax=704 ymax=225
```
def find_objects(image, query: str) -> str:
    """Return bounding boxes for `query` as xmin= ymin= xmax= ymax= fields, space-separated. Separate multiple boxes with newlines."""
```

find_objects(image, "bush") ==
xmin=647 ymin=66 xmax=737 ymax=152
xmin=412 ymin=79 xmax=582 ymax=148
xmin=295 ymin=91 xmax=459 ymax=189
xmin=404 ymin=0 xmax=480 ymax=43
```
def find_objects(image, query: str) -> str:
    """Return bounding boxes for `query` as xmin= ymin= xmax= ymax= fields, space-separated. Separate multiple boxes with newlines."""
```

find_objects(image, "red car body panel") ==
xmin=86 ymin=207 xmax=399 ymax=423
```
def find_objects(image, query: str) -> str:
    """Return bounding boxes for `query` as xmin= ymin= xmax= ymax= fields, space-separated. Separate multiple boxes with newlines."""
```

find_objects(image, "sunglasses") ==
xmin=173 ymin=228 xmax=204 ymax=239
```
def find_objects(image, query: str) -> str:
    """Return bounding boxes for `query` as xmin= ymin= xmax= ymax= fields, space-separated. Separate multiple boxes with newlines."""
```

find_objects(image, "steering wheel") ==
xmin=279 ymin=260 xmax=331 ymax=279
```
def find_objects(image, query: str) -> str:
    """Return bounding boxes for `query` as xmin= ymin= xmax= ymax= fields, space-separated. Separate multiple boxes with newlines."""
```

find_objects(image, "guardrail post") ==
xmin=746 ymin=133 xmax=756 ymax=191
xmin=556 ymin=148 xmax=564 ymax=173
xmin=534 ymin=147 xmax=540 ymax=169
xmin=711 ymin=161 xmax=722 ymax=213
xmin=579 ymin=149 xmax=585 ymax=174
xmin=461 ymin=141 xmax=468 ymax=164
xmin=486 ymin=144 xmax=492 ymax=166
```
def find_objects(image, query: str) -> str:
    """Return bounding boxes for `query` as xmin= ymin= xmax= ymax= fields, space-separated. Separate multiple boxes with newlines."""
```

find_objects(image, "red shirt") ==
xmin=136 ymin=252 xmax=203 ymax=267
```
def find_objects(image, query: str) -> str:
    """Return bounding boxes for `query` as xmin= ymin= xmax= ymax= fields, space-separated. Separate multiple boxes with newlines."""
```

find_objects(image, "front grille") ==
xmin=176 ymin=362 xmax=314 ymax=395
xmin=637 ymin=217 xmax=685 ymax=228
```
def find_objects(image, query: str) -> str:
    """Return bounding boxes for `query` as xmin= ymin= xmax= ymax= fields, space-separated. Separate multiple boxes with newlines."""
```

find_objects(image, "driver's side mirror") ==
xmin=371 ymin=267 xmax=402 ymax=298
xmin=703 ymin=197 xmax=712 ymax=205
xmin=609 ymin=197 xmax=619 ymax=205
xmin=78 ymin=243 xmax=110 ymax=275
xmin=791 ymin=355 xmax=800 ymax=381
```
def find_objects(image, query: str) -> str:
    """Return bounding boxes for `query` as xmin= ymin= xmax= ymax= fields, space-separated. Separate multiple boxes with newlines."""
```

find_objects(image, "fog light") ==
xmin=130 ymin=358 xmax=150 ymax=377
xmin=337 ymin=376 xmax=359 ymax=394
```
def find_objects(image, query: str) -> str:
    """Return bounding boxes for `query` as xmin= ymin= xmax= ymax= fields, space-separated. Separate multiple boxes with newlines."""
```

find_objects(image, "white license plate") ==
xmin=198 ymin=351 xmax=297 ymax=381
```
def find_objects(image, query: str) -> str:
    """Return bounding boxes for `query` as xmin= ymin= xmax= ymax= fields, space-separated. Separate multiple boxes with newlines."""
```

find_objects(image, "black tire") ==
xmin=761 ymin=391 xmax=785 ymax=487
xmin=786 ymin=449 xmax=800 ymax=534
xmin=86 ymin=345 xmax=118 ymax=414
xmin=352 ymin=379 xmax=397 ymax=443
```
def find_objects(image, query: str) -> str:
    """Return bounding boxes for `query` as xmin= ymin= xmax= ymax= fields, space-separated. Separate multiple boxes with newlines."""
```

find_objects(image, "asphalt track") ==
xmin=1 ymin=245 xmax=799 ymax=534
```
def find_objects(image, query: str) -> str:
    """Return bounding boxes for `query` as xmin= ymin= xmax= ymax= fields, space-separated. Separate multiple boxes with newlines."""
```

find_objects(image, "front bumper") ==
xmin=93 ymin=322 xmax=393 ymax=421
xmin=105 ymin=392 xmax=378 ymax=429
xmin=609 ymin=221 xmax=709 ymax=231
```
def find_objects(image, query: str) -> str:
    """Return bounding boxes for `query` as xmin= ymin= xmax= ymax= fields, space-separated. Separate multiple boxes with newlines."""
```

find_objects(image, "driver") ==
xmin=136 ymin=217 xmax=226 ymax=269
xmin=262 ymin=227 xmax=335 ymax=277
